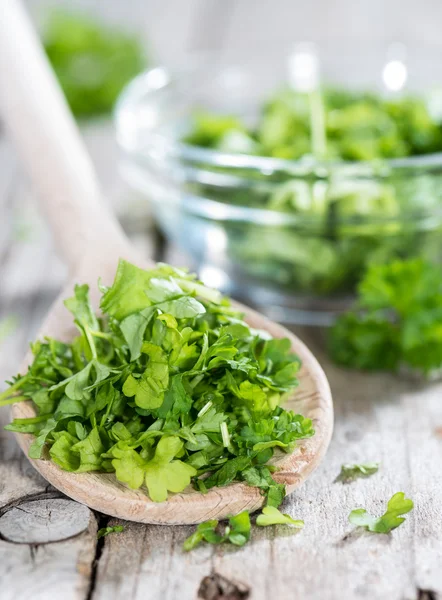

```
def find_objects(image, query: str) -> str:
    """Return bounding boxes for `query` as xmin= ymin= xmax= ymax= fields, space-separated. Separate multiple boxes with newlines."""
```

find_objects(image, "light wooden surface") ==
xmin=0 ymin=1 xmax=442 ymax=598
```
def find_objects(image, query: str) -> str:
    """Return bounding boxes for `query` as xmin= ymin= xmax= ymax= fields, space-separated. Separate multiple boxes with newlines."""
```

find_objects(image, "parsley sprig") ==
xmin=183 ymin=506 xmax=303 ymax=551
xmin=97 ymin=525 xmax=124 ymax=539
xmin=3 ymin=260 xmax=312 ymax=503
xmin=329 ymin=259 xmax=442 ymax=375
xmin=183 ymin=511 xmax=251 ymax=551
xmin=335 ymin=462 xmax=380 ymax=484
xmin=349 ymin=492 xmax=414 ymax=534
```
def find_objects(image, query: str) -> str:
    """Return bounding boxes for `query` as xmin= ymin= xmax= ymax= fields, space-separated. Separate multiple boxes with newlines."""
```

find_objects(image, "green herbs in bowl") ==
xmin=184 ymin=88 xmax=442 ymax=160
xmin=116 ymin=52 xmax=442 ymax=324
xmin=2 ymin=260 xmax=315 ymax=507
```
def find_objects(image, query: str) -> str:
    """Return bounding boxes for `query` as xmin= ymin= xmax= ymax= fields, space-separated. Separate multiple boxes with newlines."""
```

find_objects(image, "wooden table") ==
xmin=0 ymin=121 xmax=441 ymax=600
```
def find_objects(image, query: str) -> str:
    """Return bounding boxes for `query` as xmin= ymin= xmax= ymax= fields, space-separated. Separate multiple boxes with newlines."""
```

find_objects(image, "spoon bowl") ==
xmin=12 ymin=272 xmax=332 ymax=523
xmin=1 ymin=0 xmax=333 ymax=524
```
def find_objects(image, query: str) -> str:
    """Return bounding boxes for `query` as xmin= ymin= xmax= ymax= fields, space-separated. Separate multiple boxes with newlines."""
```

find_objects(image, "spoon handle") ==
xmin=0 ymin=0 xmax=127 ymax=269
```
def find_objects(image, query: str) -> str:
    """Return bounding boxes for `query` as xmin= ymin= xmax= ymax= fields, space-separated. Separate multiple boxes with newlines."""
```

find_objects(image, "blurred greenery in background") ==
xmin=43 ymin=10 xmax=147 ymax=118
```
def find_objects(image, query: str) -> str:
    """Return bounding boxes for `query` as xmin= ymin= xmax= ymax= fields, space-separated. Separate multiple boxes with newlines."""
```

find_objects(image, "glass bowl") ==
xmin=115 ymin=45 xmax=442 ymax=325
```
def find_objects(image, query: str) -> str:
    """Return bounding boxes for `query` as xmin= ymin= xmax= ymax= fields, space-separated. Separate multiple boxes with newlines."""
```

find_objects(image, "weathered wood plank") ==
xmin=0 ymin=515 xmax=97 ymax=600
xmin=0 ymin=498 xmax=92 ymax=543
xmin=0 ymin=294 xmax=100 ymax=600
xmin=92 ymin=520 xmax=212 ymax=600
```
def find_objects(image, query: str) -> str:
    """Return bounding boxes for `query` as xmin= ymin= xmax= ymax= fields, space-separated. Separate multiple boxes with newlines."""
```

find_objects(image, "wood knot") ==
xmin=198 ymin=571 xmax=250 ymax=600
xmin=0 ymin=498 xmax=92 ymax=544
xmin=417 ymin=590 xmax=438 ymax=600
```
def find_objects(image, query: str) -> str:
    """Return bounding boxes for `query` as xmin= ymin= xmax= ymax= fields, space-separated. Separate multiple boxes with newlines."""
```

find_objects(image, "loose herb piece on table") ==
xmin=97 ymin=525 xmax=124 ymax=539
xmin=44 ymin=10 xmax=146 ymax=118
xmin=256 ymin=505 xmax=304 ymax=528
xmin=335 ymin=462 xmax=380 ymax=484
xmin=3 ymin=260 xmax=313 ymax=504
xmin=328 ymin=259 xmax=442 ymax=375
xmin=349 ymin=492 xmax=414 ymax=534
xmin=183 ymin=511 xmax=251 ymax=551
xmin=183 ymin=506 xmax=303 ymax=551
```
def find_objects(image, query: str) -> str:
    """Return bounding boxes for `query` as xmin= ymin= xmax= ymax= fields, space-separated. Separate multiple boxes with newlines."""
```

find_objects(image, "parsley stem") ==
xmin=84 ymin=325 xmax=98 ymax=360
xmin=220 ymin=421 xmax=230 ymax=447
xmin=0 ymin=379 xmax=25 ymax=402
xmin=12 ymin=414 xmax=53 ymax=424
xmin=309 ymin=88 xmax=327 ymax=160
xmin=197 ymin=400 xmax=212 ymax=418
xmin=89 ymin=330 xmax=112 ymax=341
xmin=0 ymin=394 xmax=28 ymax=407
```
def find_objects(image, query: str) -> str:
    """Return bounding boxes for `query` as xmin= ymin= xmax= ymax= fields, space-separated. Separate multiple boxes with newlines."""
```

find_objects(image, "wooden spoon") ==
xmin=0 ymin=0 xmax=333 ymax=524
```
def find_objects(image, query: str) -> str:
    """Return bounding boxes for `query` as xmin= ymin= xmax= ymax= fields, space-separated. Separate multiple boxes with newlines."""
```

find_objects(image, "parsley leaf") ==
xmin=123 ymin=343 xmax=169 ymax=409
xmin=256 ymin=506 xmax=304 ymax=528
xmin=182 ymin=511 xmax=251 ymax=551
xmin=143 ymin=436 xmax=197 ymax=502
xmin=349 ymin=492 xmax=414 ymax=533
xmin=335 ymin=462 xmax=380 ymax=484
xmin=97 ymin=525 xmax=124 ymax=539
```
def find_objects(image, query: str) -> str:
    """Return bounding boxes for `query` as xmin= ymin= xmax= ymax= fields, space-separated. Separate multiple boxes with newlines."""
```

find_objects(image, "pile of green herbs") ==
xmin=185 ymin=88 xmax=442 ymax=160
xmin=2 ymin=260 xmax=313 ymax=504
xmin=44 ymin=10 xmax=146 ymax=118
xmin=181 ymin=88 xmax=442 ymax=297
xmin=329 ymin=258 xmax=442 ymax=375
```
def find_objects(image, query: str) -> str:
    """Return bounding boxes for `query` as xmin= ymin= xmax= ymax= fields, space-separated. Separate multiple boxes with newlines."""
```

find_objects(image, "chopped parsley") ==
xmin=183 ymin=506 xmax=304 ymax=551
xmin=185 ymin=90 xmax=442 ymax=160
xmin=3 ymin=260 xmax=312 ymax=504
xmin=335 ymin=462 xmax=380 ymax=484
xmin=329 ymin=259 xmax=442 ymax=375
xmin=349 ymin=492 xmax=414 ymax=534
xmin=182 ymin=90 xmax=442 ymax=299
xmin=256 ymin=506 xmax=304 ymax=528
xmin=183 ymin=511 xmax=251 ymax=551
